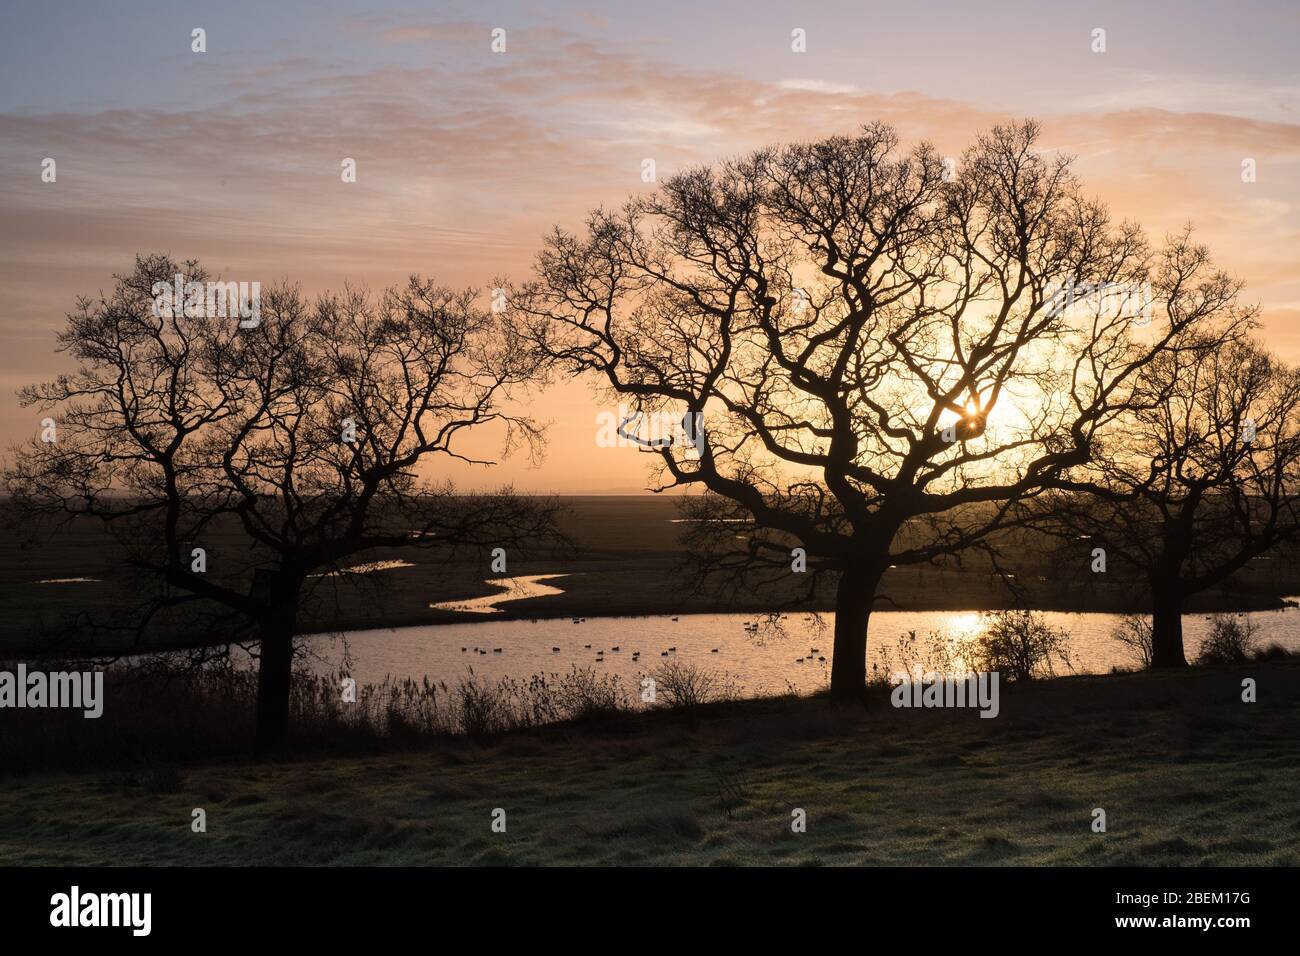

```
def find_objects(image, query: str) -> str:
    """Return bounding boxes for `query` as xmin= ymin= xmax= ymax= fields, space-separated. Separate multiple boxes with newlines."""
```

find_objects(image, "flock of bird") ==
xmin=458 ymin=615 xmax=732 ymax=662
xmin=457 ymin=615 xmax=827 ymax=668
xmin=459 ymin=643 xmax=721 ymax=661
xmin=454 ymin=614 xmax=827 ymax=670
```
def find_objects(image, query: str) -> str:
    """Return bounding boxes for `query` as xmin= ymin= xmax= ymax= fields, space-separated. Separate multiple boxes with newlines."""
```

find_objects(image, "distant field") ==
xmin=3 ymin=660 xmax=1297 ymax=865
xmin=3 ymin=496 xmax=1296 ymax=657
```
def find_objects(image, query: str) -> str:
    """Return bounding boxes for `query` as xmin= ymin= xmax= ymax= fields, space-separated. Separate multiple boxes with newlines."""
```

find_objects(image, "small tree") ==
xmin=1033 ymin=336 xmax=1300 ymax=667
xmin=6 ymin=254 xmax=560 ymax=751
xmin=1111 ymin=614 xmax=1154 ymax=669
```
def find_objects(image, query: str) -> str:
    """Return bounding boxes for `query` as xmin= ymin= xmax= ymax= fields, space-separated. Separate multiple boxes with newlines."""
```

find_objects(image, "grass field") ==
xmin=3 ymin=660 xmax=1296 ymax=866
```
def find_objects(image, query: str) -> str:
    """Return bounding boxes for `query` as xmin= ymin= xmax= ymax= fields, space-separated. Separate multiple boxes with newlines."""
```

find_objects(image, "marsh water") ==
xmin=292 ymin=574 xmax=1300 ymax=695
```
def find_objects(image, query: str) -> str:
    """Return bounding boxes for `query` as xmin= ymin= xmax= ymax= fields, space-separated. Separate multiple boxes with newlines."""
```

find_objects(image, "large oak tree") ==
xmin=520 ymin=121 xmax=1245 ymax=698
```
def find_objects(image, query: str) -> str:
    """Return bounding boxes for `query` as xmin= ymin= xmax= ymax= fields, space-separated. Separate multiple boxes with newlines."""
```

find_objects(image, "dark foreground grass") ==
xmin=1 ymin=661 xmax=1297 ymax=866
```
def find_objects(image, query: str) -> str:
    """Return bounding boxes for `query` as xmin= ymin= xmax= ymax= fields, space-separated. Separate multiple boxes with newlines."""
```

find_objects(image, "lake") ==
xmin=296 ymin=577 xmax=1300 ymax=694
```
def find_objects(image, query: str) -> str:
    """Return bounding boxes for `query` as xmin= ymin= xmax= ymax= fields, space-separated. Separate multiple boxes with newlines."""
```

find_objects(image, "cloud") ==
xmin=2 ymin=17 xmax=1298 ymax=489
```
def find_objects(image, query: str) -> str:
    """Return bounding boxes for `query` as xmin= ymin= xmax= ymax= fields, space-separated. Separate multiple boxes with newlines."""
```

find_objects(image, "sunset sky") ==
xmin=2 ymin=0 xmax=1298 ymax=492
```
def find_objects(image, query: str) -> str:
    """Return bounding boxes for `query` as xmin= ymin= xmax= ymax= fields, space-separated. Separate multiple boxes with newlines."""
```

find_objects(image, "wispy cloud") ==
xmin=2 ymin=6 xmax=1297 ymax=490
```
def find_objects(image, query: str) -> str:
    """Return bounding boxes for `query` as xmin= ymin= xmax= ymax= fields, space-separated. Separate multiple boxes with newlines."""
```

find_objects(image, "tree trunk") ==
xmin=830 ymin=563 xmax=884 ymax=700
xmin=1149 ymin=580 xmax=1188 ymax=669
xmin=255 ymin=605 xmax=296 ymax=754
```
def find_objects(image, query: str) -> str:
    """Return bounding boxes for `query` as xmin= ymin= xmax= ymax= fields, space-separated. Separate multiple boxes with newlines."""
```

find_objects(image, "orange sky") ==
xmin=2 ymin=2 xmax=1298 ymax=492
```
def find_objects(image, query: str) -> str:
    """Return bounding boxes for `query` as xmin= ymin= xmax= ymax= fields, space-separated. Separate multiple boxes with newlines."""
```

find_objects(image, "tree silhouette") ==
xmin=520 ymin=120 xmax=1245 ymax=698
xmin=7 ymin=254 xmax=560 ymax=751
xmin=1033 ymin=335 xmax=1300 ymax=666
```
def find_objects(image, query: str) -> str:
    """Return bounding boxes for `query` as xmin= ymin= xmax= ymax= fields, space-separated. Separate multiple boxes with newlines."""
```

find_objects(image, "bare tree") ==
xmin=519 ymin=120 xmax=1245 ymax=699
xmin=6 ymin=254 xmax=561 ymax=751
xmin=1032 ymin=336 xmax=1300 ymax=667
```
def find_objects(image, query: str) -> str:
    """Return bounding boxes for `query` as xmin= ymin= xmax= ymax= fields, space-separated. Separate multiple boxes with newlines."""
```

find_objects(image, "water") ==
xmin=299 ymin=600 xmax=1300 ymax=696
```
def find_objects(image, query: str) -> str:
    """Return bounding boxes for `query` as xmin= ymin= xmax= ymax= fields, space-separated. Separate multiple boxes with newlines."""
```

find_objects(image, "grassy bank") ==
xmin=2 ymin=660 xmax=1297 ymax=866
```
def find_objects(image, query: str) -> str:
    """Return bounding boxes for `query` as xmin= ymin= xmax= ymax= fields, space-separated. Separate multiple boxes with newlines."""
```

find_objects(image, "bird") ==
xmin=668 ymin=646 xmax=677 ymax=652
xmin=671 ymin=616 xmax=678 ymax=622
xmin=584 ymin=644 xmax=592 ymax=649
xmin=493 ymin=648 xmax=503 ymax=654
xmin=661 ymin=651 xmax=669 ymax=656
xmin=552 ymin=647 xmax=561 ymax=653
xmin=461 ymin=647 xmax=467 ymax=653
xmin=711 ymin=648 xmax=719 ymax=653
xmin=818 ymin=656 xmax=826 ymax=662
xmin=611 ymin=645 xmax=620 ymax=651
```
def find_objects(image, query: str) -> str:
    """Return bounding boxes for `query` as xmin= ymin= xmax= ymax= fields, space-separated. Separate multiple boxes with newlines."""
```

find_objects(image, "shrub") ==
xmin=1111 ymin=614 xmax=1154 ymax=669
xmin=1196 ymin=615 xmax=1258 ymax=665
xmin=650 ymin=660 xmax=739 ymax=724
xmin=876 ymin=629 xmax=956 ymax=685
xmin=960 ymin=610 xmax=1073 ymax=682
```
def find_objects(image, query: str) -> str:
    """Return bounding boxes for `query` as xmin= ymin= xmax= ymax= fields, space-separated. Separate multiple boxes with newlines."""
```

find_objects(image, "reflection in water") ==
xmin=428 ymin=574 xmax=570 ymax=614
xmin=945 ymin=613 xmax=983 ymax=639
xmin=312 ymin=560 xmax=415 ymax=577
xmin=301 ymin=603 xmax=1300 ymax=699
